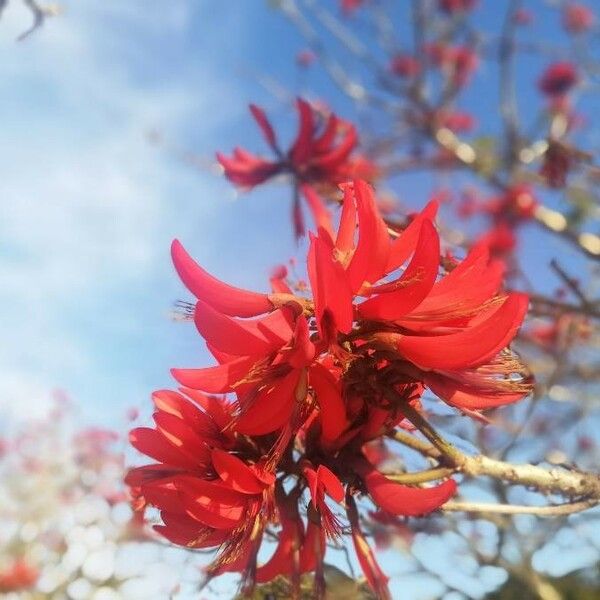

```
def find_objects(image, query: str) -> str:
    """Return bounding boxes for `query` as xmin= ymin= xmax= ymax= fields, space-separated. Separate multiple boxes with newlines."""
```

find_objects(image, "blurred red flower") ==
xmin=538 ymin=62 xmax=579 ymax=98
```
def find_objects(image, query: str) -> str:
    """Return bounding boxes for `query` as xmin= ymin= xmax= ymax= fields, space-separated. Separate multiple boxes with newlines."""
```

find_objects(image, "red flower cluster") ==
xmin=217 ymin=99 xmax=375 ymax=238
xmin=438 ymin=0 xmax=477 ymax=14
xmin=425 ymin=43 xmax=478 ymax=87
xmin=538 ymin=62 xmax=579 ymax=98
xmin=458 ymin=185 xmax=538 ymax=256
xmin=390 ymin=54 xmax=421 ymax=79
xmin=217 ymin=99 xmax=360 ymax=191
xmin=563 ymin=4 xmax=595 ymax=34
xmin=438 ymin=110 xmax=476 ymax=133
xmin=129 ymin=180 xmax=532 ymax=597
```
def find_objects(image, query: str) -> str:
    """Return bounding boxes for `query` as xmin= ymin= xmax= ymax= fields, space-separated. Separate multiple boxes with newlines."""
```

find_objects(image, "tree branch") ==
xmin=442 ymin=498 xmax=599 ymax=517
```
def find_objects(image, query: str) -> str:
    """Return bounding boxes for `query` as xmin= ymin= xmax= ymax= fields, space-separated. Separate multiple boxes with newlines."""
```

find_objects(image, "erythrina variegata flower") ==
xmin=217 ymin=98 xmax=376 ymax=238
xmin=538 ymin=62 xmax=579 ymax=98
xmin=129 ymin=179 xmax=532 ymax=598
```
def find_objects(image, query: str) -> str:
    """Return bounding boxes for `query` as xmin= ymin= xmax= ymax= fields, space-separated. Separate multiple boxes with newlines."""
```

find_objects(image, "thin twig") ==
xmin=442 ymin=498 xmax=599 ymax=517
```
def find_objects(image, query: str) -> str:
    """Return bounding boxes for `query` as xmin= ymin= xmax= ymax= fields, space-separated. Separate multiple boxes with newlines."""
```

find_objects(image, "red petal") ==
xmin=171 ymin=356 xmax=254 ymax=393
xmin=179 ymin=388 xmax=233 ymax=429
xmin=153 ymin=412 xmax=211 ymax=465
xmin=285 ymin=317 xmax=316 ymax=369
xmin=309 ymin=363 xmax=349 ymax=443
xmin=249 ymin=103 xmax=278 ymax=149
xmin=357 ymin=459 xmax=456 ymax=517
xmin=312 ymin=113 xmax=338 ymax=153
xmin=194 ymin=300 xmax=290 ymax=357
xmin=346 ymin=181 xmax=390 ymax=292
xmin=235 ymin=369 xmax=302 ymax=436
xmin=292 ymin=194 xmax=306 ymax=239
xmin=350 ymin=521 xmax=390 ymax=600
xmin=425 ymin=372 xmax=530 ymax=410
xmin=314 ymin=125 xmax=358 ymax=172
xmin=256 ymin=516 xmax=301 ymax=583
xmin=385 ymin=200 xmax=438 ymax=273
xmin=317 ymin=465 xmax=345 ymax=503
xmin=290 ymin=98 xmax=314 ymax=166
xmin=142 ymin=479 xmax=186 ymax=514
xmin=152 ymin=389 xmax=219 ymax=439
xmin=176 ymin=476 xmax=248 ymax=530
xmin=129 ymin=427 xmax=197 ymax=470
xmin=171 ymin=240 xmax=272 ymax=317
xmin=303 ymin=466 xmax=320 ymax=508
xmin=299 ymin=521 xmax=326 ymax=573
xmin=125 ymin=464 xmax=182 ymax=488
xmin=308 ymin=233 xmax=354 ymax=337
xmin=211 ymin=448 xmax=267 ymax=495
xmin=397 ymin=292 xmax=529 ymax=370
xmin=157 ymin=511 xmax=225 ymax=548
xmin=359 ymin=219 xmax=439 ymax=320
xmin=335 ymin=184 xmax=357 ymax=253
xmin=412 ymin=244 xmax=504 ymax=318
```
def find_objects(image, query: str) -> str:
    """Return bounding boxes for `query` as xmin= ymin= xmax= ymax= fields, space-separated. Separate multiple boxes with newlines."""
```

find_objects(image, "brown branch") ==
xmin=386 ymin=467 xmax=454 ymax=485
xmin=390 ymin=429 xmax=600 ymax=501
xmin=442 ymin=498 xmax=599 ymax=517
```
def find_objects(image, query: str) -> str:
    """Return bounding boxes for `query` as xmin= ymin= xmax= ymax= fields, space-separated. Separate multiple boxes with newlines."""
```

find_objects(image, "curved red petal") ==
xmin=385 ymin=199 xmax=438 ymax=273
xmin=171 ymin=356 xmax=254 ymax=393
xmin=211 ymin=448 xmax=267 ymax=495
xmin=346 ymin=181 xmax=390 ymax=292
xmin=256 ymin=517 xmax=300 ymax=583
xmin=359 ymin=219 xmax=439 ymax=320
xmin=129 ymin=427 xmax=197 ymax=470
xmin=357 ymin=458 xmax=456 ymax=516
xmin=317 ymin=465 xmax=345 ymax=504
xmin=425 ymin=372 xmax=530 ymax=410
xmin=309 ymin=363 xmax=349 ymax=443
xmin=314 ymin=125 xmax=358 ymax=171
xmin=194 ymin=300 xmax=288 ymax=357
xmin=308 ymin=233 xmax=354 ymax=337
xmin=171 ymin=240 xmax=272 ymax=317
xmin=176 ymin=477 xmax=247 ymax=530
xmin=235 ymin=369 xmax=301 ymax=436
xmin=351 ymin=524 xmax=391 ymax=600
xmin=249 ymin=103 xmax=278 ymax=149
xmin=312 ymin=113 xmax=338 ymax=154
xmin=335 ymin=184 xmax=357 ymax=253
xmin=290 ymin=98 xmax=314 ymax=166
xmin=397 ymin=292 xmax=529 ymax=370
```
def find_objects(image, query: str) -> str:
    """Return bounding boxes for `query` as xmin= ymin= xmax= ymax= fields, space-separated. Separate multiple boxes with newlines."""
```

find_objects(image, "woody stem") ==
xmin=385 ymin=389 xmax=465 ymax=466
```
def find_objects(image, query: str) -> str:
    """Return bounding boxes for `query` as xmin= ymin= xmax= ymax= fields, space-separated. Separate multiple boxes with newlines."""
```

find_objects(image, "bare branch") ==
xmin=442 ymin=498 xmax=599 ymax=517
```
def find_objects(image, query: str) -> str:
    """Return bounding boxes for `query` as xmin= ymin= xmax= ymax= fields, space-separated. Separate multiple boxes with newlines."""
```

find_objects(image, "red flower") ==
xmin=217 ymin=99 xmax=358 ymax=190
xmin=476 ymin=222 xmax=517 ymax=258
xmin=390 ymin=54 xmax=421 ymax=78
xmin=438 ymin=110 xmax=476 ymax=133
xmin=130 ymin=179 xmax=532 ymax=597
xmin=438 ymin=0 xmax=477 ymax=14
xmin=425 ymin=43 xmax=478 ymax=87
xmin=538 ymin=62 xmax=579 ymax=98
xmin=341 ymin=0 xmax=365 ymax=16
xmin=0 ymin=559 xmax=38 ymax=593
xmin=296 ymin=49 xmax=317 ymax=68
xmin=563 ymin=4 xmax=595 ymax=34
xmin=513 ymin=8 xmax=533 ymax=25
xmin=218 ymin=100 xmax=361 ymax=238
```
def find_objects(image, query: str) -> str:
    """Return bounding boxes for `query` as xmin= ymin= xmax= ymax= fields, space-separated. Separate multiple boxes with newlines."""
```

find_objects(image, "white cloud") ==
xmin=0 ymin=2 xmax=243 ymax=421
